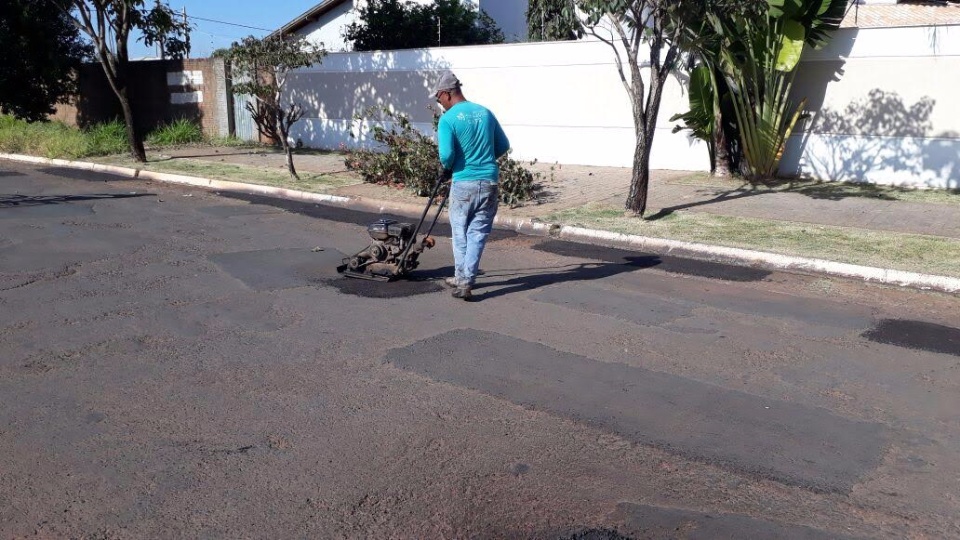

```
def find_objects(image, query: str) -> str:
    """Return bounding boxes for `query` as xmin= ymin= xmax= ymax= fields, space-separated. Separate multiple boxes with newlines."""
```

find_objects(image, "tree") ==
xmin=579 ymin=0 xmax=718 ymax=216
xmin=216 ymin=35 xmax=326 ymax=180
xmin=672 ymin=0 xmax=848 ymax=181
xmin=0 ymin=0 xmax=91 ymax=121
xmin=344 ymin=0 xmax=503 ymax=51
xmin=54 ymin=0 xmax=190 ymax=162
xmin=726 ymin=0 xmax=849 ymax=181
xmin=671 ymin=0 xmax=766 ymax=177
xmin=526 ymin=0 xmax=581 ymax=42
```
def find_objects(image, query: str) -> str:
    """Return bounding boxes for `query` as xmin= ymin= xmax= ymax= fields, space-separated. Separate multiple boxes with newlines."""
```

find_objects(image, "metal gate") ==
xmin=232 ymin=93 xmax=257 ymax=141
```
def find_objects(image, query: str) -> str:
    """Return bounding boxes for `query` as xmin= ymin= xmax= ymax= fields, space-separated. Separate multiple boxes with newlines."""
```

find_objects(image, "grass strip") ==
xmin=93 ymin=154 xmax=359 ymax=193
xmin=546 ymin=203 xmax=960 ymax=278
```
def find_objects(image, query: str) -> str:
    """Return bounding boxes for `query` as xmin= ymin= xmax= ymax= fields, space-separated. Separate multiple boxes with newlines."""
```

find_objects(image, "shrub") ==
xmin=147 ymin=118 xmax=204 ymax=146
xmin=344 ymin=107 xmax=440 ymax=195
xmin=0 ymin=115 xmax=128 ymax=158
xmin=498 ymin=152 xmax=545 ymax=207
xmin=343 ymin=107 xmax=546 ymax=206
xmin=207 ymin=135 xmax=256 ymax=147
xmin=84 ymin=120 xmax=128 ymax=155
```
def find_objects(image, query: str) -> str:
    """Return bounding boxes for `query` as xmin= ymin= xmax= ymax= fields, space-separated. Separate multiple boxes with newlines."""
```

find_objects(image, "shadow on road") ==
xmin=471 ymin=256 xmax=661 ymax=301
xmin=0 ymin=193 xmax=154 ymax=208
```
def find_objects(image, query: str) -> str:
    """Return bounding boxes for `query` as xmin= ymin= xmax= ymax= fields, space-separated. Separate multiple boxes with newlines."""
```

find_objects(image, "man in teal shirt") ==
xmin=432 ymin=71 xmax=510 ymax=300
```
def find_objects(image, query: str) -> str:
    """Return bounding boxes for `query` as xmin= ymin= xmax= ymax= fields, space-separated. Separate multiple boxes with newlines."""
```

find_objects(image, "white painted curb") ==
xmin=556 ymin=226 xmax=960 ymax=294
xmin=3 ymin=152 xmax=959 ymax=294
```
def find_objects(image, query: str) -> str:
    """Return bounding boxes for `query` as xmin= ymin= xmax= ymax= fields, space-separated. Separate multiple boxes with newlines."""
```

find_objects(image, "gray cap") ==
xmin=430 ymin=70 xmax=461 ymax=97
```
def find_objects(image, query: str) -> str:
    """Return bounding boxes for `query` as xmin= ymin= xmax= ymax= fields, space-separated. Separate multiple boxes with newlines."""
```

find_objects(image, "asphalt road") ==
xmin=2 ymin=161 xmax=959 ymax=539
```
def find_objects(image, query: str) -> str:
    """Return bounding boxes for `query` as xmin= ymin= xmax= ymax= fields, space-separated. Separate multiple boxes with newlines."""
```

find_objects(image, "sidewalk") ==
xmin=158 ymin=146 xmax=960 ymax=239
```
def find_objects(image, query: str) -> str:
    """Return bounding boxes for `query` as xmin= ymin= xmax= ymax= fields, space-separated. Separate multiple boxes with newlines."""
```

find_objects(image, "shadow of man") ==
xmin=468 ymin=256 xmax=661 ymax=301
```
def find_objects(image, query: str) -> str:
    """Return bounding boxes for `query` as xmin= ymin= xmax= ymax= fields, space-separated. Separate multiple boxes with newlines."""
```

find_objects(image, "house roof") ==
xmin=840 ymin=1 xmax=960 ymax=28
xmin=268 ymin=0 xmax=349 ymax=39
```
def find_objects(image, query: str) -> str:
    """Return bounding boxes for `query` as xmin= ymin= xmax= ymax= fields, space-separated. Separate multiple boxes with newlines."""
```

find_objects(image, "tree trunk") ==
xmin=625 ymin=135 xmax=650 ymax=215
xmin=278 ymin=120 xmax=299 ymax=180
xmin=283 ymin=141 xmax=299 ymax=180
xmin=713 ymin=109 xmax=731 ymax=177
xmin=626 ymin=64 xmax=668 ymax=217
xmin=117 ymin=85 xmax=146 ymax=162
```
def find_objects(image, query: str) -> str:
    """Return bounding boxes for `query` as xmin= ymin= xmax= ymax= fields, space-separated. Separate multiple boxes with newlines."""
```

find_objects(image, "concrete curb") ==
xmin=3 ymin=152 xmax=959 ymax=294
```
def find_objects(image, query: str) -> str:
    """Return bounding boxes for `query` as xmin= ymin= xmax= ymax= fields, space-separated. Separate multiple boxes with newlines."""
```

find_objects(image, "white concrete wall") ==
xmin=285 ymin=24 xmax=960 ymax=189
xmin=784 ymin=25 xmax=960 ymax=189
xmin=284 ymin=39 xmax=709 ymax=173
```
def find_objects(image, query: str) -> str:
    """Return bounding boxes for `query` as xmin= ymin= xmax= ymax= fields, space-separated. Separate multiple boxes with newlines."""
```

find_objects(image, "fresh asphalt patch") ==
xmin=208 ymin=246 xmax=446 ymax=297
xmin=36 ymin=166 xmax=132 ymax=182
xmin=532 ymin=285 xmax=696 ymax=327
xmin=530 ymin=280 xmax=872 ymax=336
xmin=208 ymin=248 xmax=346 ymax=291
xmin=385 ymin=329 xmax=890 ymax=493
xmin=557 ymin=528 xmax=634 ymax=540
xmin=0 ymin=200 xmax=94 ymax=219
xmin=533 ymin=239 xmax=772 ymax=282
xmin=470 ymin=257 xmax=661 ymax=301
xmin=613 ymin=502 xmax=856 ymax=540
xmin=0 ymin=233 xmax=145 ymax=273
xmin=198 ymin=204 xmax=284 ymax=218
xmin=0 ymin=169 xmax=25 ymax=178
xmin=863 ymin=319 xmax=960 ymax=357
xmin=324 ymin=274 xmax=445 ymax=298
xmin=0 ymin=193 xmax=152 ymax=214
xmin=218 ymin=191 xmax=517 ymax=242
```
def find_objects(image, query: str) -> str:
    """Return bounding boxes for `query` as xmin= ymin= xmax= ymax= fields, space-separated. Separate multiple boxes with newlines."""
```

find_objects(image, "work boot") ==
xmin=451 ymin=286 xmax=472 ymax=300
xmin=444 ymin=277 xmax=461 ymax=288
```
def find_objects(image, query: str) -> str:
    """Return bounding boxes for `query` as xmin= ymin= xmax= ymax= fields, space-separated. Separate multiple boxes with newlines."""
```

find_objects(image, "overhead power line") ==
xmin=186 ymin=15 xmax=272 ymax=32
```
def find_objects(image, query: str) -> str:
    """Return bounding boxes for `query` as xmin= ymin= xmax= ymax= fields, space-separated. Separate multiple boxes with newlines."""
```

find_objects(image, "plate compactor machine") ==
xmin=338 ymin=172 xmax=450 ymax=282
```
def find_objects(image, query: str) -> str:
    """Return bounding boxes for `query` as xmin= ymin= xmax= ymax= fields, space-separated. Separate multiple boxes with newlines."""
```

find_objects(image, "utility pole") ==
xmin=182 ymin=6 xmax=189 ymax=58
xmin=156 ymin=0 xmax=165 ymax=58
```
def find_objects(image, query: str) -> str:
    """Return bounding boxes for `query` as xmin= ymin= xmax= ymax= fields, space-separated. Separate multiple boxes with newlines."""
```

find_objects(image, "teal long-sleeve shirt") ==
xmin=437 ymin=101 xmax=510 ymax=182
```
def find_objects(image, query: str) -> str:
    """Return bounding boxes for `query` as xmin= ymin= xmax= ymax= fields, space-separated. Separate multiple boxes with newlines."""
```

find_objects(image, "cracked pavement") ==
xmin=2 ymin=161 xmax=959 ymax=539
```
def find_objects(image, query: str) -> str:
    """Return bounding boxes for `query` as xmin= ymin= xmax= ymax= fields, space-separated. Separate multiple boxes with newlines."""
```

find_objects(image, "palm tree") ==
xmin=672 ymin=0 xmax=849 ymax=181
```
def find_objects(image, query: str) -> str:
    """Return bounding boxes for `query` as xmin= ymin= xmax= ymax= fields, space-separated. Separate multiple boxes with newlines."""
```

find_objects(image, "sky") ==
xmin=129 ymin=1 xmax=313 ymax=59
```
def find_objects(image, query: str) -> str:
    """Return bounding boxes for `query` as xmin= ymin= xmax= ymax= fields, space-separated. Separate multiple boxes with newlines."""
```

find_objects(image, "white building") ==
xmin=273 ymin=0 xmax=528 ymax=52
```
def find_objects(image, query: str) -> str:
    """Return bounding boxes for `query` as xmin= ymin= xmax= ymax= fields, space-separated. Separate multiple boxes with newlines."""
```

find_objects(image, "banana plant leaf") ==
xmin=670 ymin=64 xmax=715 ymax=140
xmin=776 ymin=19 xmax=806 ymax=71
xmin=729 ymin=66 xmax=806 ymax=181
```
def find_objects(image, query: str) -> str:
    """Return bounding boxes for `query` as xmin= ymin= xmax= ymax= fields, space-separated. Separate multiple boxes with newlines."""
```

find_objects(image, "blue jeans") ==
xmin=448 ymin=180 xmax=499 ymax=287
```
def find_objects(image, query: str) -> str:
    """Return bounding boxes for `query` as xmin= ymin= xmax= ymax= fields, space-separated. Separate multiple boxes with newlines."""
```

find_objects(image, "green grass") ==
xmin=546 ymin=203 xmax=960 ymax=278
xmin=146 ymin=118 xmax=204 ymax=147
xmin=94 ymin=154 xmax=358 ymax=193
xmin=0 ymin=115 xmax=127 ymax=159
xmin=0 ymin=114 xmax=254 ymax=158
xmin=85 ymin=120 xmax=129 ymax=155
xmin=667 ymin=172 xmax=960 ymax=207
xmin=205 ymin=135 xmax=260 ymax=148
